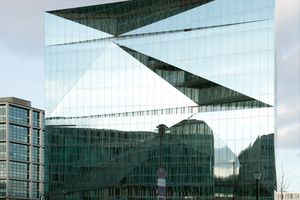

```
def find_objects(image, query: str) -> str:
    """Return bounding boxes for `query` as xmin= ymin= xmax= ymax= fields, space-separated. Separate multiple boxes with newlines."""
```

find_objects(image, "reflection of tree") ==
xmin=277 ymin=157 xmax=296 ymax=200
xmin=214 ymin=173 xmax=238 ymax=199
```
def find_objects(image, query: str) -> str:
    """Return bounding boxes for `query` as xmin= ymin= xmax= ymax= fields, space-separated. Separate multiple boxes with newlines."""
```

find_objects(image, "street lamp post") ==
xmin=62 ymin=189 xmax=67 ymax=200
xmin=253 ymin=172 xmax=262 ymax=200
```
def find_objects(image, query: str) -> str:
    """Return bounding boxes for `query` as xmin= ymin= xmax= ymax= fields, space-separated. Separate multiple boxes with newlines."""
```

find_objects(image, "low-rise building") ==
xmin=0 ymin=97 xmax=44 ymax=199
xmin=275 ymin=192 xmax=300 ymax=200
xmin=274 ymin=191 xmax=300 ymax=200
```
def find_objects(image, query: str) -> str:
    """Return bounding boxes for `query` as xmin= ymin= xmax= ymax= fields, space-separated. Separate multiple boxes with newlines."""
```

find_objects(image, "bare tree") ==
xmin=276 ymin=157 xmax=296 ymax=200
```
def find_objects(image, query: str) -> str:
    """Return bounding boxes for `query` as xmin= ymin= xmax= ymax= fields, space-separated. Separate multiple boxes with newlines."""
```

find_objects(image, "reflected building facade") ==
xmin=45 ymin=0 xmax=276 ymax=199
xmin=237 ymin=134 xmax=275 ymax=198
xmin=45 ymin=119 xmax=215 ymax=199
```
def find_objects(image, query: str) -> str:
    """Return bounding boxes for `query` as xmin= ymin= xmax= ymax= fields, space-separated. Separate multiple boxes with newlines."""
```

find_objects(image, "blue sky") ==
xmin=0 ymin=0 xmax=299 ymax=192
xmin=275 ymin=0 xmax=300 ymax=193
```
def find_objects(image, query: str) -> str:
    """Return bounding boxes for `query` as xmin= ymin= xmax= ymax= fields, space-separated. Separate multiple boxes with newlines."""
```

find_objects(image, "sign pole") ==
xmin=160 ymin=132 xmax=162 ymax=168
xmin=157 ymin=124 xmax=167 ymax=168
xmin=156 ymin=124 xmax=168 ymax=200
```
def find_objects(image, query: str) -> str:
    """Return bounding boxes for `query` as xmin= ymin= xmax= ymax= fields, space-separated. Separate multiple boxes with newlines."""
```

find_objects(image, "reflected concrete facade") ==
xmin=45 ymin=0 xmax=276 ymax=199
xmin=0 ymin=97 xmax=44 ymax=199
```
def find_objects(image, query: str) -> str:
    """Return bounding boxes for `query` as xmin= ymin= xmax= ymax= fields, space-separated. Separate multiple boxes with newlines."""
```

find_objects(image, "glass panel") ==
xmin=32 ymin=129 xmax=40 ymax=145
xmin=42 ymin=113 xmax=45 ymax=129
xmin=32 ymin=182 xmax=39 ymax=198
xmin=45 ymin=13 xmax=113 ymax=46
xmin=32 ymin=111 xmax=40 ymax=127
xmin=0 ymin=105 xmax=5 ymax=121
xmin=9 ymin=143 xmax=29 ymax=161
xmin=0 ymin=142 xmax=6 ymax=158
xmin=9 ymin=124 xmax=29 ymax=143
xmin=45 ymin=41 xmax=109 ymax=115
xmin=0 ymin=161 xmax=6 ymax=178
xmin=42 ymin=165 xmax=44 ymax=182
xmin=32 ymin=147 xmax=40 ymax=163
xmin=8 ymin=180 xmax=29 ymax=198
xmin=9 ymin=106 xmax=29 ymax=125
xmin=9 ymin=161 xmax=29 ymax=179
xmin=42 ymin=148 xmax=45 ymax=163
xmin=43 ymin=131 xmax=45 ymax=146
xmin=32 ymin=164 xmax=39 ymax=180
xmin=0 ymin=124 xmax=6 ymax=140
xmin=0 ymin=180 xmax=6 ymax=196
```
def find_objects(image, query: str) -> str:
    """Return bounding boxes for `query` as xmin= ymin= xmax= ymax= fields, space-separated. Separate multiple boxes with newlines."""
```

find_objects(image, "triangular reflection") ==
xmin=117 ymin=44 xmax=272 ymax=109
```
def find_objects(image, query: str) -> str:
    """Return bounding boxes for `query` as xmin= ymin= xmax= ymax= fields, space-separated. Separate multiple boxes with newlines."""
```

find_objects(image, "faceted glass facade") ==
xmin=45 ymin=0 xmax=275 ymax=199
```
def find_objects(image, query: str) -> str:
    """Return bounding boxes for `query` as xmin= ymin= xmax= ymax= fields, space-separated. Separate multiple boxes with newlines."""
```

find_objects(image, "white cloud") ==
xmin=277 ymin=103 xmax=300 ymax=128
xmin=275 ymin=0 xmax=300 ymax=153
xmin=276 ymin=0 xmax=300 ymax=27
xmin=281 ymin=44 xmax=300 ymax=60
xmin=278 ymin=123 xmax=300 ymax=149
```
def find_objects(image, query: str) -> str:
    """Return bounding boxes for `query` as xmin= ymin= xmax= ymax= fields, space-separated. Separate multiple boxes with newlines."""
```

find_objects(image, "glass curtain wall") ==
xmin=45 ymin=0 xmax=275 ymax=199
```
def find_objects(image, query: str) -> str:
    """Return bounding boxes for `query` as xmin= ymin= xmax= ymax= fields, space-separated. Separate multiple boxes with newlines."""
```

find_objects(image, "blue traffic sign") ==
xmin=157 ymin=168 xmax=166 ymax=178
xmin=157 ymin=186 xmax=166 ymax=196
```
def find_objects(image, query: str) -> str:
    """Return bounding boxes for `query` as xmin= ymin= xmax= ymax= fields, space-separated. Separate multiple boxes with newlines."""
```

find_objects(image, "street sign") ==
xmin=157 ymin=178 xmax=166 ymax=186
xmin=157 ymin=186 xmax=166 ymax=196
xmin=157 ymin=196 xmax=166 ymax=200
xmin=157 ymin=168 xmax=166 ymax=179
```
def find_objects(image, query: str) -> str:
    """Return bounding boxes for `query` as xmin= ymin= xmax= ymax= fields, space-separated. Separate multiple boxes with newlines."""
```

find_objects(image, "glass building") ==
xmin=45 ymin=0 xmax=276 ymax=199
xmin=0 ymin=97 xmax=45 ymax=199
